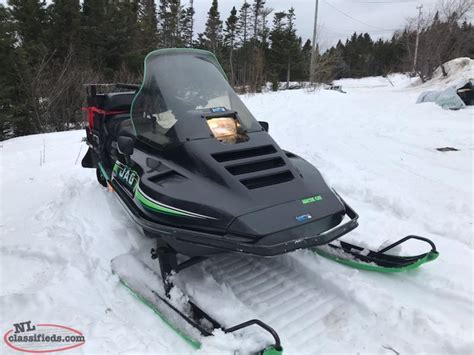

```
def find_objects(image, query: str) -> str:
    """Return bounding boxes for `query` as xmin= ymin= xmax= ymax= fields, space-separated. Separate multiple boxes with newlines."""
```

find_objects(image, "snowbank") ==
xmin=334 ymin=73 xmax=415 ymax=89
xmin=415 ymin=57 xmax=474 ymax=89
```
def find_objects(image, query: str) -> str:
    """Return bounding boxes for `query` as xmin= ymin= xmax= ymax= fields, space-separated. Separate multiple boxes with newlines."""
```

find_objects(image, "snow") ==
xmin=414 ymin=57 xmax=474 ymax=89
xmin=1 ymin=73 xmax=473 ymax=354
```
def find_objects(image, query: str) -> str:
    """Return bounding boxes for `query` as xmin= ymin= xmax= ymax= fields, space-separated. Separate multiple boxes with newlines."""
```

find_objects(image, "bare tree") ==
xmin=440 ymin=0 xmax=473 ymax=21
xmin=13 ymin=45 xmax=107 ymax=133
xmin=405 ymin=0 xmax=473 ymax=81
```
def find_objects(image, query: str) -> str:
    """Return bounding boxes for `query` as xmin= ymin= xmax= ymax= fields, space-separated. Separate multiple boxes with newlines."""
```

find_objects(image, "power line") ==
xmin=322 ymin=0 xmax=397 ymax=31
xmin=322 ymin=24 xmax=396 ymax=34
xmin=320 ymin=26 xmax=399 ymax=40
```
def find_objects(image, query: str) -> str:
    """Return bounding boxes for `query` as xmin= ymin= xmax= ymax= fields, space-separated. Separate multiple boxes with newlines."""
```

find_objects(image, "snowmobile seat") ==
xmin=92 ymin=91 xmax=136 ymax=112
xmin=106 ymin=113 xmax=135 ymax=140
xmin=117 ymin=118 xmax=135 ymax=139
xmin=104 ymin=114 xmax=135 ymax=158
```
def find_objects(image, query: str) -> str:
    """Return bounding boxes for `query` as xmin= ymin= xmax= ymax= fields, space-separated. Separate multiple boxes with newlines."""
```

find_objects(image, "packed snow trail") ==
xmin=1 ymin=74 xmax=473 ymax=354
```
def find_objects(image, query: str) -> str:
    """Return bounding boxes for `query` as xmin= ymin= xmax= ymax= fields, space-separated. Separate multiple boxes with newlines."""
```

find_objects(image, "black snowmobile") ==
xmin=82 ymin=48 xmax=438 ymax=354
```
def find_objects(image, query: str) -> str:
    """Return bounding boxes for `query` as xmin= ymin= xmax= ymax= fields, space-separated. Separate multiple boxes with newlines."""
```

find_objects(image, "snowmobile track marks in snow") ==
xmin=202 ymin=255 xmax=350 ymax=351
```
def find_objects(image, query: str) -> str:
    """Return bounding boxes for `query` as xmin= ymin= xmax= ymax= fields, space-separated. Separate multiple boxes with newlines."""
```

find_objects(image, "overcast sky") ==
xmin=192 ymin=0 xmax=442 ymax=48
xmin=2 ymin=0 xmax=470 ymax=48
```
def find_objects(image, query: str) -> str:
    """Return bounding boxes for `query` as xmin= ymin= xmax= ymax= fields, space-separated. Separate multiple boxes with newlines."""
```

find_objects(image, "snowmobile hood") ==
xmin=132 ymin=129 xmax=346 ymax=240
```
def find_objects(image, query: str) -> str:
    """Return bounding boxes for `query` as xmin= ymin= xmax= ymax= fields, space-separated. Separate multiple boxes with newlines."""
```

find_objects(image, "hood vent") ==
xmin=226 ymin=157 xmax=285 ymax=175
xmin=212 ymin=145 xmax=294 ymax=189
xmin=240 ymin=170 xmax=294 ymax=190
xmin=212 ymin=145 xmax=276 ymax=162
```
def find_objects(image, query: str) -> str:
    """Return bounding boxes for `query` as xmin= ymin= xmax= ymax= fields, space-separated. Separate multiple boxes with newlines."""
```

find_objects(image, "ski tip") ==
xmin=314 ymin=245 xmax=439 ymax=273
xmin=427 ymin=250 xmax=440 ymax=261
xmin=261 ymin=345 xmax=284 ymax=355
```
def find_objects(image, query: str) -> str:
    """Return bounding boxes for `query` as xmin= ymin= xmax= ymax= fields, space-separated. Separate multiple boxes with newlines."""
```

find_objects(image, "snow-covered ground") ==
xmin=1 ymin=74 xmax=473 ymax=354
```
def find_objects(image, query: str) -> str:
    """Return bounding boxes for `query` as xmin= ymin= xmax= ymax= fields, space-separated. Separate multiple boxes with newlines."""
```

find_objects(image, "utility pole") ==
xmin=412 ymin=4 xmax=423 ymax=73
xmin=190 ymin=0 xmax=194 ymax=41
xmin=309 ymin=0 xmax=319 ymax=83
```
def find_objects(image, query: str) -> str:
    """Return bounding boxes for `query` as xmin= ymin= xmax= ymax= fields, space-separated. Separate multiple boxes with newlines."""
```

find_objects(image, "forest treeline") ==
xmin=0 ymin=0 xmax=472 ymax=139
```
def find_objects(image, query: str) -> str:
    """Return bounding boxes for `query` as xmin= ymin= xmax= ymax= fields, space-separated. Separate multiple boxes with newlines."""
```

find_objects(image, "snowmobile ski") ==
xmin=313 ymin=235 xmax=439 ymax=272
xmin=111 ymin=253 xmax=283 ymax=355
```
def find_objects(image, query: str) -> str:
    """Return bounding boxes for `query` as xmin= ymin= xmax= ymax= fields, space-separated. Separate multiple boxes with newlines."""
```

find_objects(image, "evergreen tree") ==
xmin=301 ymin=38 xmax=312 ymax=73
xmin=0 ymin=5 xmax=20 ymax=138
xmin=169 ymin=0 xmax=183 ymax=47
xmin=102 ymin=0 xmax=141 ymax=74
xmin=48 ymin=0 xmax=81 ymax=56
xmin=158 ymin=0 xmax=187 ymax=48
xmin=259 ymin=7 xmax=272 ymax=45
xmin=181 ymin=1 xmax=195 ymax=47
xmin=236 ymin=1 xmax=251 ymax=45
xmin=137 ymin=0 xmax=158 ymax=54
xmin=224 ymin=6 xmax=238 ymax=84
xmin=157 ymin=0 xmax=170 ymax=46
xmin=269 ymin=8 xmax=302 ymax=86
xmin=251 ymin=0 xmax=265 ymax=41
xmin=268 ymin=11 xmax=287 ymax=87
xmin=6 ymin=0 xmax=50 ymax=134
xmin=7 ymin=0 xmax=48 ymax=58
xmin=202 ymin=0 xmax=222 ymax=53
xmin=283 ymin=8 xmax=302 ymax=85
xmin=81 ymin=0 xmax=108 ymax=67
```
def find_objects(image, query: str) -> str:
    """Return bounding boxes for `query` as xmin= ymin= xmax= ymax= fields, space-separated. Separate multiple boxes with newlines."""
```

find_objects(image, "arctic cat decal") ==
xmin=296 ymin=214 xmax=312 ymax=222
xmin=113 ymin=161 xmax=139 ymax=191
xmin=301 ymin=195 xmax=323 ymax=204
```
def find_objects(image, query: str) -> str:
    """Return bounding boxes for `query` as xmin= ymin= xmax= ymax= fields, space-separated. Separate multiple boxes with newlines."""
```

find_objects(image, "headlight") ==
xmin=207 ymin=117 xmax=238 ymax=142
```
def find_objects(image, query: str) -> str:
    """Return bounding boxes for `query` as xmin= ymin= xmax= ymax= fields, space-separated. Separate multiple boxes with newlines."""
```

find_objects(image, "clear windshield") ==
xmin=131 ymin=49 xmax=261 ymax=146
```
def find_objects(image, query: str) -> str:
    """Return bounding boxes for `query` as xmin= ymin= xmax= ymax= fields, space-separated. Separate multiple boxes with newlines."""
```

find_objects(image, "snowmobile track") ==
xmin=202 ymin=254 xmax=351 ymax=351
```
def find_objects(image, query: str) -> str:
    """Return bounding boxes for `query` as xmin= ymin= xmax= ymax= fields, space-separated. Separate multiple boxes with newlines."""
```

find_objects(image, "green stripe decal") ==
xmin=135 ymin=188 xmax=190 ymax=217
xmin=313 ymin=249 xmax=439 ymax=273
xmin=119 ymin=279 xmax=201 ymax=349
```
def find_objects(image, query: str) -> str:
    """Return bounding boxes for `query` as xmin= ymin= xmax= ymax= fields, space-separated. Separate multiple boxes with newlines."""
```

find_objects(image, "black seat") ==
xmin=117 ymin=118 xmax=135 ymax=138
xmin=104 ymin=114 xmax=135 ymax=159
xmin=106 ymin=113 xmax=134 ymax=140
xmin=90 ymin=91 xmax=136 ymax=112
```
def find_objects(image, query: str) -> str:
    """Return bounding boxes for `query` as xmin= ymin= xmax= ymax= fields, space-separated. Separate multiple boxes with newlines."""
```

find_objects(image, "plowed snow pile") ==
xmin=415 ymin=57 xmax=474 ymax=89
xmin=1 ymin=75 xmax=473 ymax=354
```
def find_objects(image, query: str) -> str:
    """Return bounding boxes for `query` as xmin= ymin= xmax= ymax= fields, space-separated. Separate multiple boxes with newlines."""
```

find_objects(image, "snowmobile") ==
xmin=81 ymin=48 xmax=438 ymax=354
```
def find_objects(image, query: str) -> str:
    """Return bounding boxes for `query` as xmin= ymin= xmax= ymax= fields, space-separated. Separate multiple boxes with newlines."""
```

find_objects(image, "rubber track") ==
xmin=203 ymin=255 xmax=345 ymax=351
